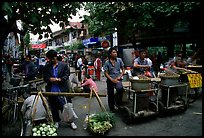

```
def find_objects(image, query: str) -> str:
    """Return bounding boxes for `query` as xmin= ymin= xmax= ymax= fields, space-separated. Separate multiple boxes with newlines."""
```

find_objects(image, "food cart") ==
xmin=118 ymin=76 xmax=159 ymax=124
xmin=158 ymin=73 xmax=189 ymax=117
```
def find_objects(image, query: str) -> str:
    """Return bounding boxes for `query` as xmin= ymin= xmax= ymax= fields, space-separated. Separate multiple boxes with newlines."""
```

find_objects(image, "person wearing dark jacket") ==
xmin=43 ymin=49 xmax=77 ymax=130
xmin=16 ymin=54 xmax=37 ymax=82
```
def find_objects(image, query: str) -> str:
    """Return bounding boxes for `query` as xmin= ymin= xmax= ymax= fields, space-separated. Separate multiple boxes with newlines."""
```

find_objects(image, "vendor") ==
xmin=167 ymin=52 xmax=189 ymax=73
xmin=132 ymin=49 xmax=152 ymax=77
xmin=80 ymin=74 xmax=98 ymax=93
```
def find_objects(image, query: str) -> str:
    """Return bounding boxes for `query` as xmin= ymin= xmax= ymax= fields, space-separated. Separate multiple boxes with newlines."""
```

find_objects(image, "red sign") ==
xmin=32 ymin=43 xmax=46 ymax=49
xmin=101 ymin=40 xmax=110 ymax=48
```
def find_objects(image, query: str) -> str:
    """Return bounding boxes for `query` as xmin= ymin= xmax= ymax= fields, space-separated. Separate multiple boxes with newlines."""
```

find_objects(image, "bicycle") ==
xmin=187 ymin=87 xmax=202 ymax=104
xmin=179 ymin=72 xmax=202 ymax=104
xmin=2 ymin=84 xmax=29 ymax=136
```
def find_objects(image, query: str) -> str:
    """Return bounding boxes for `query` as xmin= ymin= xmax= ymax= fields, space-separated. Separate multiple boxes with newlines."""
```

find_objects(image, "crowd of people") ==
xmin=2 ymin=46 xmax=202 ymax=134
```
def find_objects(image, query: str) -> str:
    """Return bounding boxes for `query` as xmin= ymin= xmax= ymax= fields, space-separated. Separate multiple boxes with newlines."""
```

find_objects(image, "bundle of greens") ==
xmin=87 ymin=112 xmax=115 ymax=135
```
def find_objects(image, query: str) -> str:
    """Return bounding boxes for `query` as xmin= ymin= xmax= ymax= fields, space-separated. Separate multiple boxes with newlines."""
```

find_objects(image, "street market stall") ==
xmin=118 ymin=75 xmax=159 ymax=124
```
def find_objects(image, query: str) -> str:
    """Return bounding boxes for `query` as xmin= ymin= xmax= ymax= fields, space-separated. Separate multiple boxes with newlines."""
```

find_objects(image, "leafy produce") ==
xmin=32 ymin=123 xmax=57 ymax=136
xmin=87 ymin=112 xmax=115 ymax=135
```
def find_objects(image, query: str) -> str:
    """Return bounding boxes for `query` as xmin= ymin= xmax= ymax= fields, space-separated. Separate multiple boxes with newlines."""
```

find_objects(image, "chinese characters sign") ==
xmin=187 ymin=73 xmax=202 ymax=88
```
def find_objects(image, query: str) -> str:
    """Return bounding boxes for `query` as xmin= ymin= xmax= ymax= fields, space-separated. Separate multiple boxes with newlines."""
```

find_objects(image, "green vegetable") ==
xmin=87 ymin=112 xmax=115 ymax=135
xmin=32 ymin=122 xmax=58 ymax=136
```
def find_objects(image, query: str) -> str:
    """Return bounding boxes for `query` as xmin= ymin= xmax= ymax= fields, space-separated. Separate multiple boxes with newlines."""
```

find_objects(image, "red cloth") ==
xmin=94 ymin=58 xmax=101 ymax=80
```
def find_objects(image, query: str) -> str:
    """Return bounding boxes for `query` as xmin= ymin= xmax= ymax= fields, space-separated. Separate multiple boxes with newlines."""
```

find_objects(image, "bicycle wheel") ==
xmin=187 ymin=88 xmax=200 ymax=104
xmin=2 ymin=104 xmax=24 ymax=136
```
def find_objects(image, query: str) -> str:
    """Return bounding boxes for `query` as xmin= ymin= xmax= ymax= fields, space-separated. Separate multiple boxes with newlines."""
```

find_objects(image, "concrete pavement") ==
xmin=2 ymin=67 xmax=202 ymax=136
xmin=57 ymin=67 xmax=202 ymax=136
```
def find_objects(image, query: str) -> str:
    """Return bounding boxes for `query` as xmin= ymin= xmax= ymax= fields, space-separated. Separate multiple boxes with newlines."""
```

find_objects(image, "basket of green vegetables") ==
xmin=86 ymin=112 xmax=115 ymax=135
xmin=85 ymin=88 xmax=115 ymax=135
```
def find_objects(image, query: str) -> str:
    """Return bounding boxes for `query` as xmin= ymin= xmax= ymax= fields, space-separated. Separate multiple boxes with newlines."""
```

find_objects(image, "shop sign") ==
xmin=101 ymin=40 xmax=110 ymax=48
xmin=187 ymin=73 xmax=202 ymax=88
xmin=32 ymin=43 xmax=46 ymax=49
xmin=82 ymin=37 xmax=98 ymax=46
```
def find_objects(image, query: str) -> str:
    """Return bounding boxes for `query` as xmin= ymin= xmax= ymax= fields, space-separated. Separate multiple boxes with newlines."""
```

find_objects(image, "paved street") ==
xmin=57 ymin=67 xmax=202 ymax=136
xmin=2 ymin=67 xmax=202 ymax=136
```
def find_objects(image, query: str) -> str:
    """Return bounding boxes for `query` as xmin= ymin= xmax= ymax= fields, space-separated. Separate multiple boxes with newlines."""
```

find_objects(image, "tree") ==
xmin=1 ymin=2 xmax=83 ymax=47
xmin=82 ymin=2 xmax=201 ymax=46
xmin=23 ymin=31 xmax=31 ymax=55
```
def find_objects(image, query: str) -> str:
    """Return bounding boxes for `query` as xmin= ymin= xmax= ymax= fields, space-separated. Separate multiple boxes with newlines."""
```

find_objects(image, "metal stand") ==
xmin=158 ymin=83 xmax=188 ymax=115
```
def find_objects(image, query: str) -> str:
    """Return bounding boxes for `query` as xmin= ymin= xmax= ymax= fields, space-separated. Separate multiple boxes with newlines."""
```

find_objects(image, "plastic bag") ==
xmin=61 ymin=103 xmax=78 ymax=123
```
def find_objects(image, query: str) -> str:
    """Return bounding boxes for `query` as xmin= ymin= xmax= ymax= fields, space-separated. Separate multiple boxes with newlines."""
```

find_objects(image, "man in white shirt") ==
xmin=76 ymin=55 xmax=84 ymax=82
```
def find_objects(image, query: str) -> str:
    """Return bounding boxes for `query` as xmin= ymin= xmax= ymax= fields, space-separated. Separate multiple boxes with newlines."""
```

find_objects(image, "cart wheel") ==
xmin=121 ymin=106 xmax=132 ymax=125
xmin=149 ymin=102 xmax=158 ymax=113
xmin=187 ymin=88 xmax=199 ymax=104
xmin=158 ymin=101 xmax=165 ymax=117
xmin=176 ymin=98 xmax=188 ymax=112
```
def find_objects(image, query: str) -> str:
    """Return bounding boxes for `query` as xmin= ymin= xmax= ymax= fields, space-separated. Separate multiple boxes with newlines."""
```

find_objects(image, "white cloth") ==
xmin=77 ymin=58 xmax=83 ymax=68
xmin=21 ymin=95 xmax=48 ymax=121
xmin=145 ymin=58 xmax=152 ymax=67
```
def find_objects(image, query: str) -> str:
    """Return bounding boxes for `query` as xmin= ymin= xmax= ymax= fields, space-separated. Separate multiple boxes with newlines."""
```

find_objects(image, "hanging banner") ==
xmin=32 ymin=43 xmax=46 ymax=49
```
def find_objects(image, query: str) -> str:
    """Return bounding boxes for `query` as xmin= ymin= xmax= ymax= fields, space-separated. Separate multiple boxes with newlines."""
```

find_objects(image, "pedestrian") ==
xmin=16 ymin=54 xmax=37 ymax=82
xmin=76 ymin=55 xmax=84 ymax=82
xmin=43 ymin=49 xmax=78 ymax=130
xmin=80 ymin=73 xmax=98 ymax=93
xmin=132 ymin=49 xmax=151 ymax=77
xmin=156 ymin=51 xmax=163 ymax=70
xmin=167 ymin=52 xmax=189 ymax=73
xmin=94 ymin=54 xmax=102 ymax=81
xmin=103 ymin=47 xmax=125 ymax=113
xmin=5 ymin=54 xmax=14 ymax=77
xmin=83 ymin=56 xmax=89 ymax=75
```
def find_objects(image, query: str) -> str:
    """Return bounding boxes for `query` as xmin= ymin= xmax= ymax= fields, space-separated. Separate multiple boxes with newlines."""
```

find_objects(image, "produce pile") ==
xmin=86 ymin=112 xmax=115 ymax=135
xmin=137 ymin=75 xmax=150 ymax=79
xmin=32 ymin=123 xmax=57 ymax=136
xmin=159 ymin=71 xmax=180 ymax=78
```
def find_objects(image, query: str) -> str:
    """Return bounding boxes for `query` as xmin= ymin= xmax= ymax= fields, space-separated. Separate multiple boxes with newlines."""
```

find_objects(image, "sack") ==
xmin=61 ymin=102 xmax=78 ymax=123
xmin=71 ymin=75 xmax=78 ymax=84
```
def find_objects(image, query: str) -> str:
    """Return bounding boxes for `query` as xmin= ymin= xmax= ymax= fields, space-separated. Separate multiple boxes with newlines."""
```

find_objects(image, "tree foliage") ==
xmin=1 ymin=2 xmax=83 ymax=45
xmin=23 ymin=31 xmax=31 ymax=48
xmin=82 ymin=2 xmax=201 ymax=44
xmin=69 ymin=40 xmax=83 ymax=50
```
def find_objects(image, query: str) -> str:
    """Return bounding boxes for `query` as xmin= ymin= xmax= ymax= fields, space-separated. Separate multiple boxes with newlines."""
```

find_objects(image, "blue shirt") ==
xmin=51 ymin=64 xmax=61 ymax=92
xmin=103 ymin=58 xmax=124 ymax=79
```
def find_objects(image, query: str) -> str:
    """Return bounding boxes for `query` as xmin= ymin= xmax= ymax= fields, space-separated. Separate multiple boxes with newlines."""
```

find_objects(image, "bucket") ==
xmin=129 ymin=78 xmax=151 ymax=91
xmin=122 ymin=73 xmax=129 ymax=82
xmin=160 ymin=74 xmax=180 ymax=86
xmin=88 ymin=66 xmax=94 ymax=75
